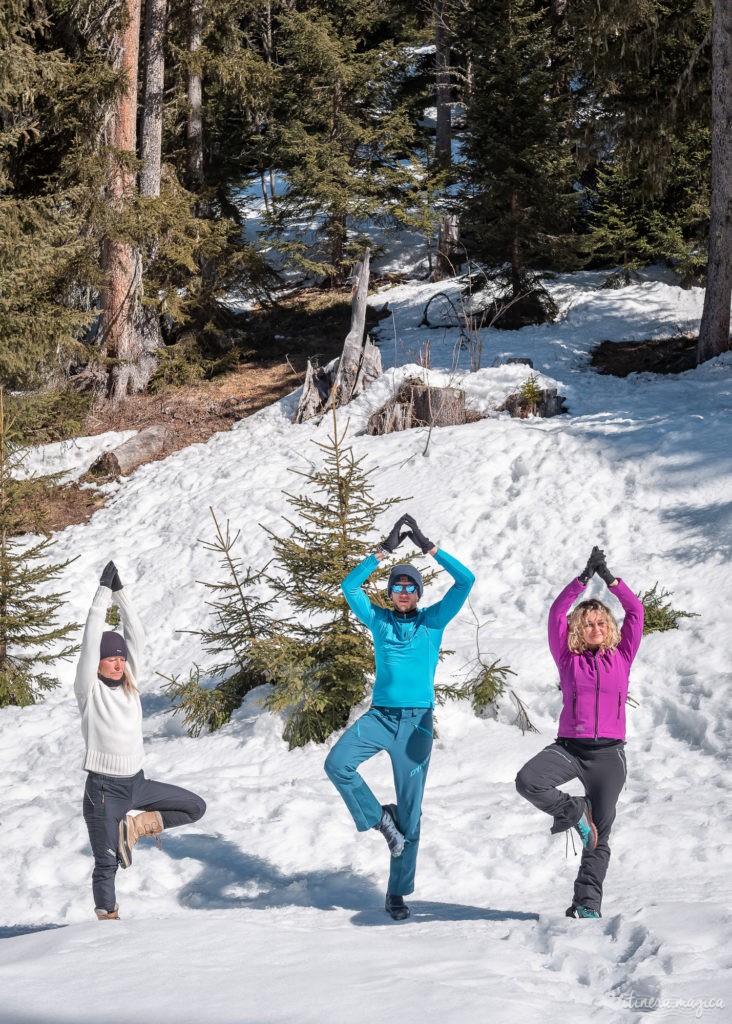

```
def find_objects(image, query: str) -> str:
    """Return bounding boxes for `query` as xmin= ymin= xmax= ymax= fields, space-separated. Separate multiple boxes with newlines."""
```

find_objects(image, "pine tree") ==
xmin=262 ymin=412 xmax=401 ymax=746
xmin=0 ymin=2 xmax=105 ymax=388
xmin=261 ymin=0 xmax=427 ymax=283
xmin=161 ymin=509 xmax=276 ymax=735
xmin=568 ymin=1 xmax=714 ymax=286
xmin=583 ymin=162 xmax=655 ymax=285
xmin=0 ymin=390 xmax=79 ymax=707
xmin=459 ymin=0 xmax=582 ymax=293
xmin=167 ymin=410 xmax=402 ymax=747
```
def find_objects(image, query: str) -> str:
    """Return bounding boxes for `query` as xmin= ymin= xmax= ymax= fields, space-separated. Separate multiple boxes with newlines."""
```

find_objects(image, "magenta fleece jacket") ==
xmin=548 ymin=578 xmax=644 ymax=741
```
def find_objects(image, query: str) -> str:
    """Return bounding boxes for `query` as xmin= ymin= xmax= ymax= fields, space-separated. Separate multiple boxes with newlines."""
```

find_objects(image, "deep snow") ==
xmin=0 ymin=267 xmax=730 ymax=1024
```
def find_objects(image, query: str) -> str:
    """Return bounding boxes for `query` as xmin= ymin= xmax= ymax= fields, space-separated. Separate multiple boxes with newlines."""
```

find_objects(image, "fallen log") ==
xmin=87 ymin=424 xmax=173 ymax=480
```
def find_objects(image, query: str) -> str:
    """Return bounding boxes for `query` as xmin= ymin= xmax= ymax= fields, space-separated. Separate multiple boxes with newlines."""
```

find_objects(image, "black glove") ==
xmin=100 ymin=560 xmax=123 ymax=592
xmin=380 ymin=515 xmax=410 ymax=553
xmin=402 ymin=514 xmax=435 ymax=554
xmin=578 ymin=546 xmax=604 ymax=585
xmin=595 ymin=556 xmax=617 ymax=587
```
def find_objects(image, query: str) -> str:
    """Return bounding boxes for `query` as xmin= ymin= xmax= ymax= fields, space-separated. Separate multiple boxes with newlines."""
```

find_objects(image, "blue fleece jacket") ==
xmin=341 ymin=549 xmax=475 ymax=708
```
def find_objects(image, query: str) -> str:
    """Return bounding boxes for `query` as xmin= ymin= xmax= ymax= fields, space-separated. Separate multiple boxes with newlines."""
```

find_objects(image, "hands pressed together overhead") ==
xmin=100 ymin=560 xmax=124 ymax=592
xmin=578 ymin=545 xmax=616 ymax=586
xmin=379 ymin=514 xmax=435 ymax=555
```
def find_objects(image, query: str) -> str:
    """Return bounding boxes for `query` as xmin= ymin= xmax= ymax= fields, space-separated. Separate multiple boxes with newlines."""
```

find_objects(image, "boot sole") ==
xmin=118 ymin=818 xmax=132 ymax=869
xmin=385 ymin=902 xmax=411 ymax=921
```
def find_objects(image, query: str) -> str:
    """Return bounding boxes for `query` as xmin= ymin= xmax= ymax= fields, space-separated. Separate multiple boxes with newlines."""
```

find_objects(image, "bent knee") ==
xmin=192 ymin=796 xmax=206 ymax=822
xmin=324 ymin=750 xmax=353 ymax=782
xmin=515 ymin=768 xmax=539 ymax=798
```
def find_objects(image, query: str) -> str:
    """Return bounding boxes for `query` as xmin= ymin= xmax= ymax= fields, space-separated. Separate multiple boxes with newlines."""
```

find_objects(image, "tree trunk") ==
xmin=187 ymin=0 xmax=205 ymax=190
xmin=435 ymin=214 xmax=459 ymax=279
xmin=140 ymin=0 xmax=167 ymax=198
xmin=434 ymin=0 xmax=451 ymax=169
xmin=293 ymin=249 xmax=382 ymax=423
xmin=697 ymin=0 xmax=732 ymax=364
xmin=102 ymin=0 xmax=159 ymax=402
xmin=330 ymin=249 xmax=380 ymax=404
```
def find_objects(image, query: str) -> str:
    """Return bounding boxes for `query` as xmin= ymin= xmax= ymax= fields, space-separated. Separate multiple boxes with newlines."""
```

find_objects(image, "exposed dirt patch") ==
xmin=35 ymin=288 xmax=390 ymax=534
xmin=591 ymin=334 xmax=698 ymax=376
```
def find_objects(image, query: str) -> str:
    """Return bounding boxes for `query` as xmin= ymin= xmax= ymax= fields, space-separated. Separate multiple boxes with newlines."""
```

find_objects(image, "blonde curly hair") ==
xmin=567 ymin=599 xmax=620 ymax=654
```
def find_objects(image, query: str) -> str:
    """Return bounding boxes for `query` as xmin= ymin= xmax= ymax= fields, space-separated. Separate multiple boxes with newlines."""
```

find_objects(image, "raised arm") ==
xmin=610 ymin=579 xmax=644 ymax=662
xmin=341 ymin=553 xmax=380 ymax=628
xmin=73 ymin=584 xmax=112 ymax=707
xmin=115 ymin=588 xmax=146 ymax=681
xmin=422 ymin=549 xmax=475 ymax=628
xmin=548 ymin=578 xmax=586 ymax=664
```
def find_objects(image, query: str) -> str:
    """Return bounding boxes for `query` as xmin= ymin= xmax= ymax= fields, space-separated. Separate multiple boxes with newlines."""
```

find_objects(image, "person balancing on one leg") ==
xmin=74 ymin=560 xmax=206 ymax=920
xmin=325 ymin=514 xmax=475 ymax=920
xmin=515 ymin=546 xmax=644 ymax=919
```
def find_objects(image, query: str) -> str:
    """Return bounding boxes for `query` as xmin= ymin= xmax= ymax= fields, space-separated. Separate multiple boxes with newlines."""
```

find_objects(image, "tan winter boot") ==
xmin=118 ymin=810 xmax=164 ymax=869
xmin=95 ymin=905 xmax=120 ymax=920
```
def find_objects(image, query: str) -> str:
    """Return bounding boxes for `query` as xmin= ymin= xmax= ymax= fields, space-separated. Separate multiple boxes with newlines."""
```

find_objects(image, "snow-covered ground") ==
xmin=0 ymin=268 xmax=730 ymax=1024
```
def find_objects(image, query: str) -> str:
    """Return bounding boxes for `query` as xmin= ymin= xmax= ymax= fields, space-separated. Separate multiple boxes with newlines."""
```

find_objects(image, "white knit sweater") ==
xmin=74 ymin=586 xmax=146 ymax=776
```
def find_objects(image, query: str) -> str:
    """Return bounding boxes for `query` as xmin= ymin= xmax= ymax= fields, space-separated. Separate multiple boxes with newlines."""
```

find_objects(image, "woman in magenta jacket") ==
xmin=515 ymin=546 xmax=644 ymax=918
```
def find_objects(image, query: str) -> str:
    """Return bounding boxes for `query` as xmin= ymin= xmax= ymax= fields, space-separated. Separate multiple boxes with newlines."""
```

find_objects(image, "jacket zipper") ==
xmin=593 ymin=653 xmax=601 ymax=739
xmin=617 ymin=692 xmax=622 ymax=719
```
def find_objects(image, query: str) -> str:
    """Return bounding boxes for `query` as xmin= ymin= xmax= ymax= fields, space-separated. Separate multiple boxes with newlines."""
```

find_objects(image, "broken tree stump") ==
xmin=294 ymin=248 xmax=382 ymax=423
xmin=499 ymin=387 xmax=567 ymax=419
xmin=366 ymin=379 xmax=467 ymax=435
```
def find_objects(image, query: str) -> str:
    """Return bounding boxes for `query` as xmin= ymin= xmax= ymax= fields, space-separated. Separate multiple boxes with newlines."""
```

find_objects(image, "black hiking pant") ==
xmin=83 ymin=770 xmax=206 ymax=913
xmin=515 ymin=740 xmax=627 ymax=913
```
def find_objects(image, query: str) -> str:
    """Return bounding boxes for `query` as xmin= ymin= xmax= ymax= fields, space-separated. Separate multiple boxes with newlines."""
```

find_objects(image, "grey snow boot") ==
xmin=373 ymin=804 xmax=405 ymax=858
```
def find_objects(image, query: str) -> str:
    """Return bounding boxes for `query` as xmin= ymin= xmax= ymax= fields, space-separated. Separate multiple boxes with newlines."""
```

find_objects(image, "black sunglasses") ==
xmin=391 ymin=583 xmax=417 ymax=594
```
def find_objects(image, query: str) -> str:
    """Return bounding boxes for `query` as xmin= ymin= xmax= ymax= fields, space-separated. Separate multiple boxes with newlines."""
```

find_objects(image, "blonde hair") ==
xmin=122 ymin=666 xmax=139 ymax=696
xmin=98 ymin=662 xmax=139 ymax=696
xmin=567 ymin=599 xmax=620 ymax=654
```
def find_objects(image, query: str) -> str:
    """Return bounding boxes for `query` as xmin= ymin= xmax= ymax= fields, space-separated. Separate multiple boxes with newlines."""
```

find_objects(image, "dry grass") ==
xmin=31 ymin=285 xmax=390 ymax=533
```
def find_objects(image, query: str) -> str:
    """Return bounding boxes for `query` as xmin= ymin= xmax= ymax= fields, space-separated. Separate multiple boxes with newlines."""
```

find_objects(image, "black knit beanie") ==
xmin=100 ymin=631 xmax=128 ymax=660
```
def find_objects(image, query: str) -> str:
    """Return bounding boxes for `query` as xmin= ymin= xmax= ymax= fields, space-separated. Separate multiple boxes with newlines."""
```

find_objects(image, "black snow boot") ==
xmin=385 ymin=894 xmax=410 ymax=921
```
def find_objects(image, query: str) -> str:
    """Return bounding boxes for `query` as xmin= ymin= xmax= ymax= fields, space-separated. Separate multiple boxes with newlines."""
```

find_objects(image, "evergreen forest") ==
xmin=1 ymin=0 xmax=730 ymax=404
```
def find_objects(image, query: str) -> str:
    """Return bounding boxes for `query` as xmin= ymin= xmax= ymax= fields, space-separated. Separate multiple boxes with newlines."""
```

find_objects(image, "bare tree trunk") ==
xmin=294 ymin=249 xmax=382 ymax=422
xmin=140 ymin=0 xmax=167 ymax=198
xmin=697 ymin=0 xmax=732 ymax=364
xmin=435 ymin=214 xmax=459 ymax=279
xmin=187 ymin=0 xmax=205 ymax=190
xmin=102 ymin=0 xmax=159 ymax=402
xmin=434 ymin=0 xmax=451 ymax=169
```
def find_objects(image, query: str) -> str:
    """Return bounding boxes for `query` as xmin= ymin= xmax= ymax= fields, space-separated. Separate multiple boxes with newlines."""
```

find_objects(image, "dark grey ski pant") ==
xmin=83 ymin=770 xmax=206 ymax=912
xmin=515 ymin=741 xmax=627 ymax=913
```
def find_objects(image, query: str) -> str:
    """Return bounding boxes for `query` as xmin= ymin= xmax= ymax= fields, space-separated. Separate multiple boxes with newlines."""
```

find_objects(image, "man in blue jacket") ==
xmin=324 ymin=513 xmax=475 ymax=920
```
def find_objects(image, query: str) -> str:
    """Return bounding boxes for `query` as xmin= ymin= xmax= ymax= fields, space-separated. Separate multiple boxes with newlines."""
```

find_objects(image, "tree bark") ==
xmin=102 ymin=0 xmax=159 ymax=402
xmin=187 ymin=0 xmax=205 ymax=190
xmin=435 ymin=214 xmax=459 ymax=279
xmin=140 ymin=0 xmax=167 ymax=198
xmin=293 ymin=249 xmax=382 ymax=423
xmin=697 ymin=0 xmax=732 ymax=364
xmin=434 ymin=0 xmax=451 ymax=169
xmin=330 ymin=249 xmax=380 ymax=405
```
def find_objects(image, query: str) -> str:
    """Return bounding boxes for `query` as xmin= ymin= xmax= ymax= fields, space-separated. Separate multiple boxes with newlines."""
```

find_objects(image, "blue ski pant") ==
xmin=83 ymin=769 xmax=206 ymax=912
xmin=324 ymin=706 xmax=433 ymax=896
xmin=515 ymin=741 xmax=627 ymax=912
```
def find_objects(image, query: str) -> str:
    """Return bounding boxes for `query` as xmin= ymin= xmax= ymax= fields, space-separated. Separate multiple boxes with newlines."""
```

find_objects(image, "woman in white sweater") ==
xmin=75 ymin=561 xmax=206 ymax=919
